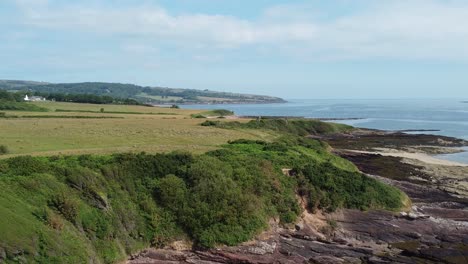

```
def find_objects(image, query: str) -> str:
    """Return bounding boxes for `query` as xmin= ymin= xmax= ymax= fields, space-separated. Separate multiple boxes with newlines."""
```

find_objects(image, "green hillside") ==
xmin=0 ymin=80 xmax=286 ymax=105
xmin=0 ymin=114 xmax=407 ymax=263
xmin=0 ymin=137 xmax=405 ymax=263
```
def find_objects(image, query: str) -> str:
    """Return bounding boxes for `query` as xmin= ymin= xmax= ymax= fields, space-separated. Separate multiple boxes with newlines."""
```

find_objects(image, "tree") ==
xmin=155 ymin=174 xmax=187 ymax=215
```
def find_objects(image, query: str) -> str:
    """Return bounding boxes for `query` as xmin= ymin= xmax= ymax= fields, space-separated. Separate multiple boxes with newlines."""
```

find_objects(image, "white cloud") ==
xmin=11 ymin=0 xmax=468 ymax=60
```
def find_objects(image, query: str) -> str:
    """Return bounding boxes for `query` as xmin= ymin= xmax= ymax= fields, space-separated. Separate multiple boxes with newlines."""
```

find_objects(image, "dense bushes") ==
xmin=48 ymin=192 xmax=79 ymax=223
xmin=295 ymin=162 xmax=404 ymax=212
xmin=203 ymin=118 xmax=352 ymax=136
xmin=0 ymin=137 xmax=405 ymax=263
xmin=5 ymin=156 xmax=50 ymax=175
xmin=192 ymin=114 xmax=206 ymax=119
xmin=0 ymin=100 xmax=48 ymax=111
xmin=207 ymin=109 xmax=234 ymax=116
xmin=192 ymin=109 xmax=234 ymax=119
xmin=213 ymin=139 xmax=405 ymax=214
xmin=201 ymin=120 xmax=219 ymax=126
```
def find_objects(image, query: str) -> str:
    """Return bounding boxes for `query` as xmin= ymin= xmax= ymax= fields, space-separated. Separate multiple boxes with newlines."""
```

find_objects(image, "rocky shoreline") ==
xmin=128 ymin=129 xmax=468 ymax=264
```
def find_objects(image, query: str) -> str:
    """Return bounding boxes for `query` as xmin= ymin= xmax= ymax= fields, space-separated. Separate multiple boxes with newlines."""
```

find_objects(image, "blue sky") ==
xmin=2 ymin=0 xmax=468 ymax=99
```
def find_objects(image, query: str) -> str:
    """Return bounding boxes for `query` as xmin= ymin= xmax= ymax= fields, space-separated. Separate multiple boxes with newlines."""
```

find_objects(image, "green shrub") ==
xmin=6 ymin=156 xmax=49 ymax=175
xmin=0 ymin=145 xmax=8 ymax=154
xmin=80 ymin=208 xmax=112 ymax=239
xmin=191 ymin=114 xmax=206 ymax=118
xmin=297 ymin=162 xmax=404 ymax=212
xmin=200 ymin=120 xmax=219 ymax=126
xmin=150 ymin=209 xmax=182 ymax=247
xmin=34 ymin=207 xmax=64 ymax=230
xmin=208 ymin=109 xmax=234 ymax=116
xmin=228 ymin=139 xmax=267 ymax=145
xmin=49 ymin=192 xmax=79 ymax=223
xmin=262 ymin=142 xmax=288 ymax=152
xmin=154 ymin=174 xmax=187 ymax=214
xmin=194 ymin=109 xmax=234 ymax=119
xmin=327 ymin=219 xmax=338 ymax=230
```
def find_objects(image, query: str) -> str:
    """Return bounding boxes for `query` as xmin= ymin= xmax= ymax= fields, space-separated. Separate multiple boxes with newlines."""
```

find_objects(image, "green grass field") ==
xmin=0 ymin=101 xmax=275 ymax=157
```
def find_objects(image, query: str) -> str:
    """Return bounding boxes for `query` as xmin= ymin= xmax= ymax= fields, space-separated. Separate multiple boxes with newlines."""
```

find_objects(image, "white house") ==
xmin=24 ymin=95 xmax=46 ymax=102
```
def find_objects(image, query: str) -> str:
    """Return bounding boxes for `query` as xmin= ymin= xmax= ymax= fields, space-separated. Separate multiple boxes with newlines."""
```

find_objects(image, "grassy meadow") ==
xmin=0 ymin=101 xmax=274 ymax=157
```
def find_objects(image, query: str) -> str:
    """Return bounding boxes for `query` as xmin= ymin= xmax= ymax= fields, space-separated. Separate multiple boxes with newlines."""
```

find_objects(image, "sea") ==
xmin=182 ymin=99 xmax=468 ymax=164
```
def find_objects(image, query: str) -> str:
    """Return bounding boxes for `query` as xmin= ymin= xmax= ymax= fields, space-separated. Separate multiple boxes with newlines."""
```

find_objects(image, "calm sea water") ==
xmin=182 ymin=99 xmax=468 ymax=163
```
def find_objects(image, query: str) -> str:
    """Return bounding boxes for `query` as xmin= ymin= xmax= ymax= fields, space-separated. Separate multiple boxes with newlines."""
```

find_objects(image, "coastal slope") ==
xmin=0 ymin=113 xmax=407 ymax=263
xmin=130 ymin=123 xmax=468 ymax=264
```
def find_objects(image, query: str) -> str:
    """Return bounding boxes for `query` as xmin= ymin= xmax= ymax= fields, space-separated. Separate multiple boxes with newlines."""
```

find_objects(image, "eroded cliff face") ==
xmin=129 ymin=201 xmax=468 ymax=264
xmin=128 ymin=172 xmax=468 ymax=264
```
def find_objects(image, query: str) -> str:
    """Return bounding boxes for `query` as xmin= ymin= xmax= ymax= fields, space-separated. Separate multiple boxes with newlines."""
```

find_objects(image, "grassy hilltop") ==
xmin=0 ymin=100 xmax=408 ymax=263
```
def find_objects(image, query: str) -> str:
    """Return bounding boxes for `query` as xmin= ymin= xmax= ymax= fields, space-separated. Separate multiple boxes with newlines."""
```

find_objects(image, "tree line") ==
xmin=0 ymin=89 xmax=144 ymax=105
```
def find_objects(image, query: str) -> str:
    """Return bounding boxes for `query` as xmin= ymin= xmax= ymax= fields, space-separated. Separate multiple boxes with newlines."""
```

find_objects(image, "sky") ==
xmin=1 ymin=0 xmax=468 ymax=99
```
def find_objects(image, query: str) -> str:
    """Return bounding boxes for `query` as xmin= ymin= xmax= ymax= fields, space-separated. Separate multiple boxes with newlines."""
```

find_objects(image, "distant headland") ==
xmin=0 ymin=80 xmax=286 ymax=105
